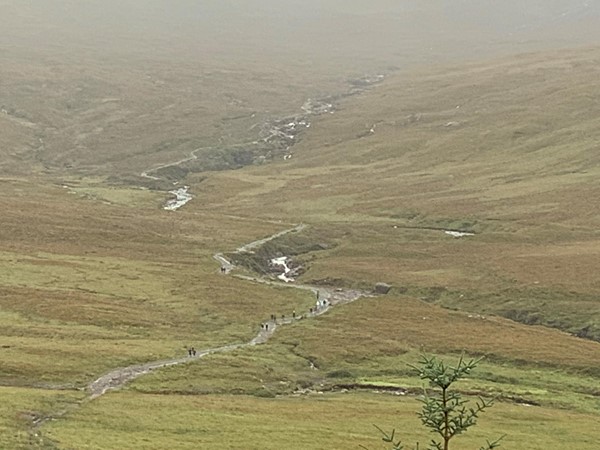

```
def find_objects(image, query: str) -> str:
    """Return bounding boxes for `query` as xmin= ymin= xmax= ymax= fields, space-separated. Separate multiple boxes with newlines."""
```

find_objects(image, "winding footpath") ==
xmin=88 ymin=224 xmax=367 ymax=399
xmin=140 ymin=145 xmax=214 ymax=181
xmin=33 ymin=225 xmax=367 ymax=448
xmin=96 ymin=79 xmax=388 ymax=397
xmin=33 ymin=77 xmax=388 ymax=445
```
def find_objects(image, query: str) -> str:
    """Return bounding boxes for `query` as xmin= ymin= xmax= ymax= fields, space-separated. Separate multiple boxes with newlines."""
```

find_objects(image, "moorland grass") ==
xmin=0 ymin=386 xmax=82 ymax=450
xmin=0 ymin=179 xmax=317 ymax=386
xmin=203 ymin=217 xmax=600 ymax=339
xmin=43 ymin=391 xmax=600 ymax=450
xmin=129 ymin=292 xmax=600 ymax=413
xmin=3 ymin=38 xmax=600 ymax=449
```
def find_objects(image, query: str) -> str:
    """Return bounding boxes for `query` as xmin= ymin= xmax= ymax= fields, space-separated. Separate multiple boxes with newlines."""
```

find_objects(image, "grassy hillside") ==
xmin=3 ymin=0 xmax=600 ymax=178
xmin=1 ymin=2 xmax=600 ymax=448
xmin=194 ymin=47 xmax=600 ymax=339
xmin=22 ymin=47 xmax=600 ymax=449
xmin=43 ymin=392 xmax=600 ymax=450
xmin=0 ymin=177 xmax=318 ymax=388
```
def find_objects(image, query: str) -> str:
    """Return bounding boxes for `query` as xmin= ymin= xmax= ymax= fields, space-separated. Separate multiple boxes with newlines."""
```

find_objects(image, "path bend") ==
xmin=87 ymin=224 xmax=368 ymax=399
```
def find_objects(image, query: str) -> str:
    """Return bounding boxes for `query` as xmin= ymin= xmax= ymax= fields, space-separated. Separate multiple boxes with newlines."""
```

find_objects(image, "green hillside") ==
xmin=195 ymin=47 xmax=600 ymax=340
xmin=1 ymin=1 xmax=600 ymax=449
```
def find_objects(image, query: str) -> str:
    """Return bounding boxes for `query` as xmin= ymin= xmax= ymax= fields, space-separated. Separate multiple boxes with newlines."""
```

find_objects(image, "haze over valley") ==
xmin=1 ymin=1 xmax=600 ymax=449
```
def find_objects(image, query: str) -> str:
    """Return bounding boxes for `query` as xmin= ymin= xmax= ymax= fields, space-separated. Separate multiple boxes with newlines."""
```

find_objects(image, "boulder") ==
xmin=375 ymin=282 xmax=392 ymax=294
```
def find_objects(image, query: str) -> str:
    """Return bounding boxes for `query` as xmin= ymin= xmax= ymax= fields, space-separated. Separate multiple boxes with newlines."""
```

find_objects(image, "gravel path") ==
xmin=88 ymin=225 xmax=367 ymax=399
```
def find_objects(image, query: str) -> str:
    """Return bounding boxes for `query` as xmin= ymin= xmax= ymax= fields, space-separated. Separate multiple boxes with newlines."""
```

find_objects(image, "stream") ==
xmin=140 ymin=74 xmax=386 ymax=211
xmin=163 ymin=186 xmax=193 ymax=211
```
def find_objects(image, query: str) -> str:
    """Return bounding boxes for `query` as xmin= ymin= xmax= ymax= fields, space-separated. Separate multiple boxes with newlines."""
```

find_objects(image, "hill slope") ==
xmin=195 ymin=47 xmax=600 ymax=339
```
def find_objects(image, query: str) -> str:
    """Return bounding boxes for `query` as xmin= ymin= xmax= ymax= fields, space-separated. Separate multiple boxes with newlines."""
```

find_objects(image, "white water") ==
xmin=271 ymin=256 xmax=295 ymax=282
xmin=163 ymin=186 xmax=192 ymax=211
xmin=445 ymin=230 xmax=475 ymax=238
xmin=144 ymin=82 xmax=388 ymax=212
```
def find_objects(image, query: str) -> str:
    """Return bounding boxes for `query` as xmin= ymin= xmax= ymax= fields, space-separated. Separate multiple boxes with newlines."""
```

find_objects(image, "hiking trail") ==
xmin=88 ymin=224 xmax=367 ymax=399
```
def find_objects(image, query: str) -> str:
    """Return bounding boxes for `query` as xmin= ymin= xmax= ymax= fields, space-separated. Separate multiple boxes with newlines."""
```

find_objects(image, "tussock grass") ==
xmin=2 ymin=10 xmax=600 ymax=446
xmin=0 ymin=386 xmax=82 ymax=450
xmin=129 ymin=293 xmax=600 ymax=413
xmin=44 ymin=392 xmax=600 ymax=450
xmin=0 ymin=179 xmax=316 ymax=386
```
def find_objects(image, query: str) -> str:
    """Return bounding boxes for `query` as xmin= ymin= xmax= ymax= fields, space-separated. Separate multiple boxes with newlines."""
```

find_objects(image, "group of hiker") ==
xmin=260 ymin=291 xmax=329 ymax=332
xmin=309 ymin=298 xmax=328 ymax=315
xmin=219 ymin=261 xmax=332 ymax=335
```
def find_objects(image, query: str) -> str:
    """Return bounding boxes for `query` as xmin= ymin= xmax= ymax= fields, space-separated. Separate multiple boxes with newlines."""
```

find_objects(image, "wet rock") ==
xmin=375 ymin=282 xmax=392 ymax=294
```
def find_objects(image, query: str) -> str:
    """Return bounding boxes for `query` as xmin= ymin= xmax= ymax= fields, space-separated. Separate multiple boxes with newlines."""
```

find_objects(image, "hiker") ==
xmin=309 ymin=307 xmax=313 ymax=314
xmin=187 ymin=348 xmax=192 ymax=357
xmin=221 ymin=266 xmax=226 ymax=274
xmin=191 ymin=347 xmax=197 ymax=356
xmin=293 ymin=310 xmax=296 ymax=319
xmin=265 ymin=323 xmax=269 ymax=331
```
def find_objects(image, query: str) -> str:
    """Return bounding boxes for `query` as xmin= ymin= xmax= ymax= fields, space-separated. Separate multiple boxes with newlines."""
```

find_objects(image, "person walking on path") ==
xmin=292 ymin=310 xmax=296 ymax=319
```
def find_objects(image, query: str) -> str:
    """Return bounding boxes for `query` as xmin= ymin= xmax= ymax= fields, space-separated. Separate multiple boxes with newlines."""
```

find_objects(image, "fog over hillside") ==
xmin=1 ymin=0 xmax=599 ymax=175
xmin=2 ymin=0 xmax=600 ymax=64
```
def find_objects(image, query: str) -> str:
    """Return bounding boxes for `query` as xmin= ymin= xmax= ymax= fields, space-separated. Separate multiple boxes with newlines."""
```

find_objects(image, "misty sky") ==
xmin=2 ymin=0 xmax=599 ymax=67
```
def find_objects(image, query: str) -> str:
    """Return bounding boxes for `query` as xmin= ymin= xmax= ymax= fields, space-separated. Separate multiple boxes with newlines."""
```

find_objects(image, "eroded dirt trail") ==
xmin=88 ymin=224 xmax=367 ymax=399
xmin=30 ymin=226 xmax=367 ymax=450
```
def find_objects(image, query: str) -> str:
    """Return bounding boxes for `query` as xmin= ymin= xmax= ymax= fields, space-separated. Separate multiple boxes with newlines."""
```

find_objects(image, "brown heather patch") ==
xmin=279 ymin=295 xmax=600 ymax=371
xmin=0 ymin=286 xmax=170 ymax=328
